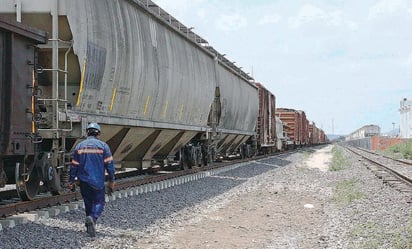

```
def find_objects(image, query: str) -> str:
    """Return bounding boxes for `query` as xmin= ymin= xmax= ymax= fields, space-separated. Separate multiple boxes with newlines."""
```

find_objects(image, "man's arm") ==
xmin=103 ymin=144 xmax=115 ymax=183
xmin=68 ymin=150 xmax=79 ymax=189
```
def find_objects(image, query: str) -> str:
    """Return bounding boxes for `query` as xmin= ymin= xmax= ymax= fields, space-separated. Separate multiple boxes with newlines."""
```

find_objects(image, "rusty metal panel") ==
xmin=300 ymin=111 xmax=308 ymax=145
xmin=277 ymin=108 xmax=309 ymax=146
xmin=0 ymin=18 xmax=47 ymax=157
xmin=255 ymin=83 xmax=276 ymax=147
xmin=309 ymin=122 xmax=320 ymax=145
xmin=0 ymin=16 xmax=48 ymax=43
xmin=276 ymin=108 xmax=298 ymax=144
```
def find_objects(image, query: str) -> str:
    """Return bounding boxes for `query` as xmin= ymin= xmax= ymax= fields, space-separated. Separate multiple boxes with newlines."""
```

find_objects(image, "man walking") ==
xmin=69 ymin=123 xmax=115 ymax=237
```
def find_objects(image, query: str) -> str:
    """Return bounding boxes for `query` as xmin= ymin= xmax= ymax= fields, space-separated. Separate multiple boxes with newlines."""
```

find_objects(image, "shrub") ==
xmin=330 ymin=146 xmax=347 ymax=171
xmin=384 ymin=140 xmax=412 ymax=160
xmin=332 ymin=179 xmax=366 ymax=206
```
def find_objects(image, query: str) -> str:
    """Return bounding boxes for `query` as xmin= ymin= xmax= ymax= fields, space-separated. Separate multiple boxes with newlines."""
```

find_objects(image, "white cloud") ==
xmin=368 ymin=0 xmax=407 ymax=20
xmin=289 ymin=4 xmax=325 ymax=28
xmin=289 ymin=4 xmax=357 ymax=30
xmin=258 ymin=14 xmax=282 ymax=25
xmin=215 ymin=13 xmax=248 ymax=31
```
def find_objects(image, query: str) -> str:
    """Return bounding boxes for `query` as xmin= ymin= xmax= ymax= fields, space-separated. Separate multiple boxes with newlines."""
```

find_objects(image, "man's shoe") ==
xmin=85 ymin=216 xmax=96 ymax=237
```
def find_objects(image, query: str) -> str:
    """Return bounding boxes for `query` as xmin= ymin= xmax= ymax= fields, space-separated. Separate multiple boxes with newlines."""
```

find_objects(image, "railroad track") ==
xmin=0 ymin=155 xmax=267 ymax=218
xmin=0 ymin=146 xmax=309 ymax=219
xmin=0 ymin=167 xmax=149 ymax=217
xmin=344 ymin=146 xmax=412 ymax=194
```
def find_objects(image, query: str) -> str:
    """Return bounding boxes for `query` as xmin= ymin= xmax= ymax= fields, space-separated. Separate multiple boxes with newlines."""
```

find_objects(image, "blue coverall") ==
xmin=70 ymin=136 xmax=115 ymax=222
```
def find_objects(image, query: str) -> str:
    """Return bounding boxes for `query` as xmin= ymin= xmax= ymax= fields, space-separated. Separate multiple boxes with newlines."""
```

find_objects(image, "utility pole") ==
xmin=392 ymin=122 xmax=396 ymax=137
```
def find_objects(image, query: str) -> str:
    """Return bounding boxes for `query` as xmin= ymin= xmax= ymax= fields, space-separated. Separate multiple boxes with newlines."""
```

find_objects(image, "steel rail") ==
xmin=0 ymin=156 xmax=261 ymax=218
xmin=345 ymin=146 xmax=412 ymax=188
xmin=0 ymin=147 xmax=311 ymax=218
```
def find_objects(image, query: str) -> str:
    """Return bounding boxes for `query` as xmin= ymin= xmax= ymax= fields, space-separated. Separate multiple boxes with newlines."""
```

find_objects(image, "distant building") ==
xmin=345 ymin=124 xmax=380 ymax=141
xmin=399 ymin=98 xmax=412 ymax=138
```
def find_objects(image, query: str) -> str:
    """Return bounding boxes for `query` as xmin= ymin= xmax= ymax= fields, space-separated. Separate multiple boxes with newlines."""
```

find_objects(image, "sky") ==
xmin=154 ymin=0 xmax=412 ymax=135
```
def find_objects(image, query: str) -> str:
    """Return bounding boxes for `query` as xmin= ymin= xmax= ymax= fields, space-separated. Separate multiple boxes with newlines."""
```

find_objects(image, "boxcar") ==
xmin=276 ymin=108 xmax=309 ymax=148
xmin=0 ymin=17 xmax=47 ymax=195
xmin=255 ymin=83 xmax=277 ymax=154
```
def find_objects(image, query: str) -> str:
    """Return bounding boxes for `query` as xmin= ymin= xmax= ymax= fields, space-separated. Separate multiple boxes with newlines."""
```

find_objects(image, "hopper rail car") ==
xmin=0 ymin=0 xmax=327 ymax=201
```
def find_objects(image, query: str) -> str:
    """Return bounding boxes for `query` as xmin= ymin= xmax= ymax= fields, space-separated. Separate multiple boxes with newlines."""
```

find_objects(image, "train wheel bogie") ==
xmin=40 ymin=152 xmax=68 ymax=196
xmin=15 ymin=158 xmax=41 ymax=201
xmin=13 ymin=152 xmax=68 ymax=200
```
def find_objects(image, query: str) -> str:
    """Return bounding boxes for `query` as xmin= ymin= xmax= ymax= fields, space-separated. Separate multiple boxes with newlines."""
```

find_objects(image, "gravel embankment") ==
xmin=0 ymin=145 xmax=411 ymax=249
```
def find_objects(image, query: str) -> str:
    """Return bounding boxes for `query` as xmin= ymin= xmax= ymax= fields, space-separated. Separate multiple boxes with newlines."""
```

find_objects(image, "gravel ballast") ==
xmin=0 ymin=145 xmax=411 ymax=249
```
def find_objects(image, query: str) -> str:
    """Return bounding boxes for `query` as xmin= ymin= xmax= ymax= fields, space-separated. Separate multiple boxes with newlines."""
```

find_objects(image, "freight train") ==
xmin=0 ymin=0 xmax=327 ymax=201
xmin=275 ymin=108 xmax=327 ymax=149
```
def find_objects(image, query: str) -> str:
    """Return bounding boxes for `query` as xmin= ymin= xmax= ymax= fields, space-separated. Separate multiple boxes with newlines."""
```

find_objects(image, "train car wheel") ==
xmin=15 ymin=159 xmax=41 ymax=201
xmin=180 ymin=146 xmax=192 ymax=170
xmin=181 ymin=159 xmax=191 ymax=170
xmin=34 ymin=152 xmax=67 ymax=196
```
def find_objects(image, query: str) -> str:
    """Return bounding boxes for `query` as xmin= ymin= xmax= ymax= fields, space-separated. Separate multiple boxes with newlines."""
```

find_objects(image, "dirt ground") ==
xmin=159 ymin=146 xmax=333 ymax=249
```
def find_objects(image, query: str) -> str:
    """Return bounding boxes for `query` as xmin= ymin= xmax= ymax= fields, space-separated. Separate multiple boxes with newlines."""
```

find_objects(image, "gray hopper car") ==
xmin=0 ymin=0 xmax=259 ymax=200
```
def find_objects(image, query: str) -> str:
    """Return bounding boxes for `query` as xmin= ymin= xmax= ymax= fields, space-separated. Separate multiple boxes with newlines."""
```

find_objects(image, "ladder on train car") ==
xmin=38 ymin=2 xmax=73 ymax=168
xmin=34 ymin=37 xmax=73 ymax=169
xmin=35 ymin=38 xmax=73 ymax=132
